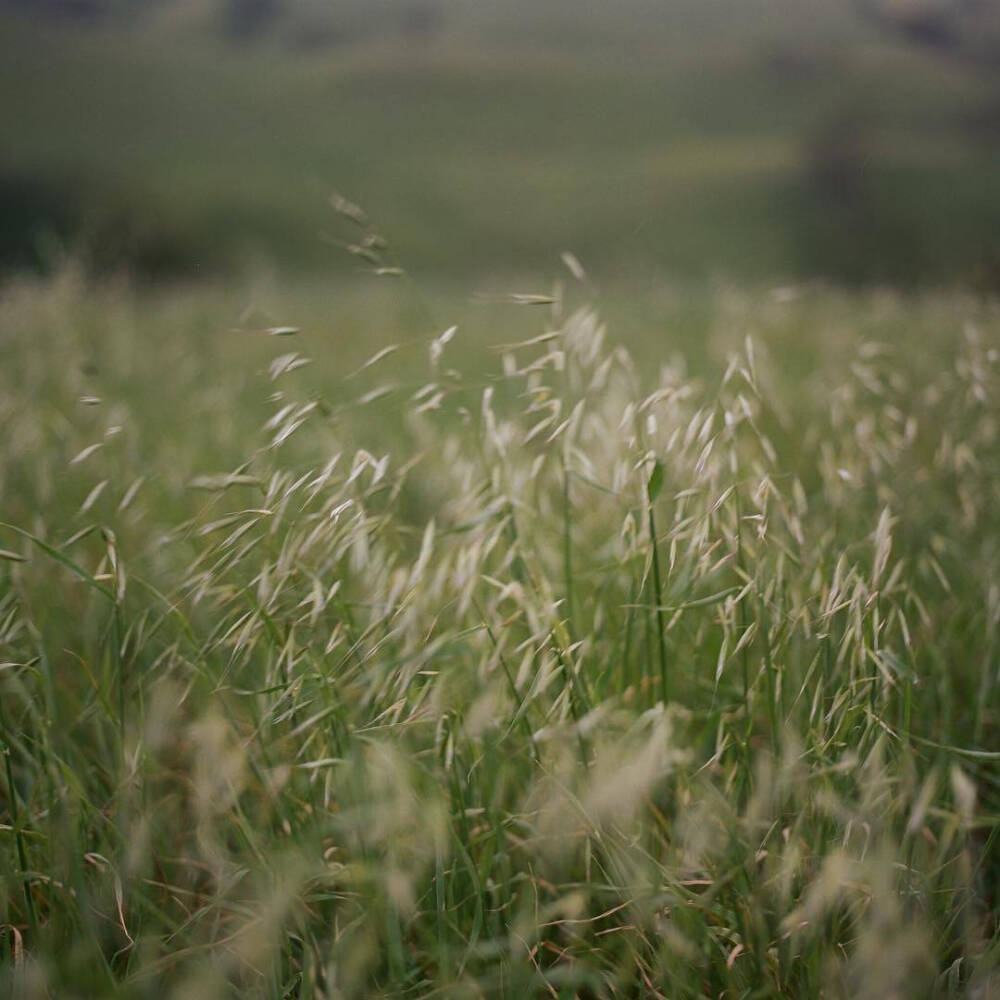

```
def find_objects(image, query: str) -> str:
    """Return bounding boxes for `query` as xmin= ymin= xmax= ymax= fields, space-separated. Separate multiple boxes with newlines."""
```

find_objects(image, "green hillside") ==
xmin=1 ymin=0 xmax=998 ymax=285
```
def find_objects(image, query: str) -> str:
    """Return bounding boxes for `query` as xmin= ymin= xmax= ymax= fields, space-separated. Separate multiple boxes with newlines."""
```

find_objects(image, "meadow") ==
xmin=1 ymin=1 xmax=1000 ymax=996
xmin=1 ymin=0 xmax=998 ymax=286
xmin=0 ymin=253 xmax=998 ymax=995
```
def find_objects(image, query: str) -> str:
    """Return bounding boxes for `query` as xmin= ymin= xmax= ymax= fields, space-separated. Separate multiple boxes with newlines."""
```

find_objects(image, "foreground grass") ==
xmin=0 ymin=268 xmax=998 ymax=996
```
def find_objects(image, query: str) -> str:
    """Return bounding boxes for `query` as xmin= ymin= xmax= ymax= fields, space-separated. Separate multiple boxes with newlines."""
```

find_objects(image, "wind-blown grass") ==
xmin=0 ymin=267 xmax=997 ymax=997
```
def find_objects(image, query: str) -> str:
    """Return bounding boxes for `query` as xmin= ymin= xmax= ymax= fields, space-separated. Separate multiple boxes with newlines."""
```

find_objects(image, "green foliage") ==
xmin=0 ymin=267 xmax=997 ymax=996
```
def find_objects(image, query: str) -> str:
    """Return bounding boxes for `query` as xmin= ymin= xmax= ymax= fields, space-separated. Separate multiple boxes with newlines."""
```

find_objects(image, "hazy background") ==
xmin=1 ymin=0 xmax=998 ymax=292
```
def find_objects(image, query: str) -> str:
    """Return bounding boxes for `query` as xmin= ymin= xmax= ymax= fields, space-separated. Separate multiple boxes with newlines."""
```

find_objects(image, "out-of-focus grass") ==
xmin=0 ymin=262 xmax=997 ymax=995
xmin=1 ymin=1 xmax=998 ymax=285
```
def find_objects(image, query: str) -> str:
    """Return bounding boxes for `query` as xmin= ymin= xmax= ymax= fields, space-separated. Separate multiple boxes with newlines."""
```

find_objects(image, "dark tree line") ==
xmin=2 ymin=0 xmax=446 ymax=41
xmin=856 ymin=0 xmax=1000 ymax=67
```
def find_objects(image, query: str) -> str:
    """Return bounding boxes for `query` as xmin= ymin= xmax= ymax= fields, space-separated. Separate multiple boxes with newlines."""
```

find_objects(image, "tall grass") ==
xmin=0 ymin=266 xmax=998 ymax=997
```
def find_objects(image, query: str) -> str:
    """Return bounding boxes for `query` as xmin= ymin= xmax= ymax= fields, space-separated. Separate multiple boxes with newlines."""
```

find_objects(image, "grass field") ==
xmin=1 ymin=1 xmax=999 ymax=285
xmin=2 ymin=2 xmax=1000 ymax=995
xmin=0 ymin=258 xmax=998 ymax=995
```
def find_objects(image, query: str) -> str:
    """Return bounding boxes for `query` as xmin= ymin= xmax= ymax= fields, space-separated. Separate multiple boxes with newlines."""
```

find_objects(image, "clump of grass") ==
xmin=0 ymin=267 xmax=997 ymax=997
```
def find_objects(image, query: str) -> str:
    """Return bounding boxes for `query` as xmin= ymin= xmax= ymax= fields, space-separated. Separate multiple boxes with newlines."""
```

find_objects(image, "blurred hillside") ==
xmin=1 ymin=0 xmax=998 ymax=286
